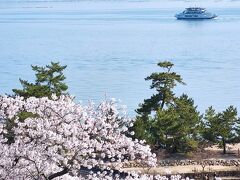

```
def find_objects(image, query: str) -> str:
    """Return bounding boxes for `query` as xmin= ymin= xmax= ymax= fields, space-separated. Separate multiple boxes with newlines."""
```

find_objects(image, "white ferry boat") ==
xmin=175 ymin=7 xmax=217 ymax=20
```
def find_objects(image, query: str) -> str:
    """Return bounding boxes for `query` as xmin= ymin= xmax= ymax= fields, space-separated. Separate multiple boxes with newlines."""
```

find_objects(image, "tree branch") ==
xmin=48 ymin=167 xmax=69 ymax=180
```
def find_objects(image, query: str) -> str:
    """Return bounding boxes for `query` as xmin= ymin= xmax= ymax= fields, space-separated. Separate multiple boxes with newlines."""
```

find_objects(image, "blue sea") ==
xmin=0 ymin=0 xmax=240 ymax=116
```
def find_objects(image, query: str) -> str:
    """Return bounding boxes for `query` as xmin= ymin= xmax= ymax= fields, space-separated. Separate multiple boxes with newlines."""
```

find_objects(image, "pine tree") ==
xmin=13 ymin=62 xmax=68 ymax=99
xmin=133 ymin=61 xmax=201 ymax=152
xmin=203 ymin=106 xmax=240 ymax=154
xmin=136 ymin=61 xmax=185 ymax=115
xmin=153 ymin=94 xmax=201 ymax=152
xmin=6 ymin=62 xmax=69 ymax=144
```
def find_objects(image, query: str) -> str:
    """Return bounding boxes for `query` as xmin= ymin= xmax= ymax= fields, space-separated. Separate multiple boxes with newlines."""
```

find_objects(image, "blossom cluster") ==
xmin=0 ymin=95 xmax=157 ymax=179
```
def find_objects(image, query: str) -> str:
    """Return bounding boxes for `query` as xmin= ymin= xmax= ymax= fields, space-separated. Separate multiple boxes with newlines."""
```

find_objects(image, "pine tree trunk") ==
xmin=223 ymin=138 xmax=226 ymax=154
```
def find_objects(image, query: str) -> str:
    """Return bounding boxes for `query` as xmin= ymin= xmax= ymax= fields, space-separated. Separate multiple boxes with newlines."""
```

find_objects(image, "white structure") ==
xmin=175 ymin=7 xmax=217 ymax=20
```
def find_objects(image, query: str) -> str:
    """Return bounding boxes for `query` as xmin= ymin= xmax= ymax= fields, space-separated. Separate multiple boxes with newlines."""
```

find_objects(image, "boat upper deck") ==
xmin=184 ymin=7 xmax=206 ymax=14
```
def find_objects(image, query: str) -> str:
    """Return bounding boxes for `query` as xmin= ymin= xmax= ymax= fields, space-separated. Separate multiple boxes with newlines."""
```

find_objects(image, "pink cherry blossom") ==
xmin=0 ymin=95 xmax=159 ymax=179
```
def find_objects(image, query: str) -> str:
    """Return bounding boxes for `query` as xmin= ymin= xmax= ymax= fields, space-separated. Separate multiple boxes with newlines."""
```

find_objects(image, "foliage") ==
xmin=12 ymin=62 xmax=68 ymax=99
xmin=202 ymin=106 xmax=240 ymax=154
xmin=9 ymin=62 xmax=68 ymax=143
xmin=0 ymin=95 xmax=157 ymax=179
xmin=3 ymin=111 xmax=38 ymax=144
xmin=152 ymin=94 xmax=201 ymax=152
xmin=132 ymin=115 xmax=156 ymax=146
xmin=134 ymin=61 xmax=201 ymax=153
xmin=136 ymin=61 xmax=185 ymax=115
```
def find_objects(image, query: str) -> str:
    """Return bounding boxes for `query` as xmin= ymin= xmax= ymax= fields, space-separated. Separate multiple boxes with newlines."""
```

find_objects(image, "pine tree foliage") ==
xmin=133 ymin=61 xmax=201 ymax=153
xmin=136 ymin=61 xmax=185 ymax=115
xmin=12 ymin=62 xmax=68 ymax=99
xmin=9 ymin=62 xmax=68 ymax=143
xmin=153 ymin=94 xmax=201 ymax=152
xmin=202 ymin=106 xmax=240 ymax=154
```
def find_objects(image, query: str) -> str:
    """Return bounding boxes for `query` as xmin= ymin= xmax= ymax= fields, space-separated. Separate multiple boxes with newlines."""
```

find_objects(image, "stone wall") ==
xmin=123 ymin=159 xmax=240 ymax=168
xmin=157 ymin=159 xmax=240 ymax=167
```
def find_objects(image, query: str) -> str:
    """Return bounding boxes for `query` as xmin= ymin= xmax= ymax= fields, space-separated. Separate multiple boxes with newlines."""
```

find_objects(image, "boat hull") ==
xmin=176 ymin=16 xmax=217 ymax=20
xmin=175 ymin=10 xmax=217 ymax=20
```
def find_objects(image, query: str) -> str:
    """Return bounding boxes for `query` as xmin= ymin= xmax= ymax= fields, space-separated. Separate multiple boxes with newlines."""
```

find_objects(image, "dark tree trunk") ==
xmin=48 ymin=167 xmax=69 ymax=180
xmin=160 ymin=93 xmax=165 ymax=110
xmin=223 ymin=138 xmax=226 ymax=154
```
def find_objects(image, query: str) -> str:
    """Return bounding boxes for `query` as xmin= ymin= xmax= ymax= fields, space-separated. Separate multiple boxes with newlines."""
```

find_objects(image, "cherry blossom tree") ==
xmin=0 ymin=95 xmax=158 ymax=179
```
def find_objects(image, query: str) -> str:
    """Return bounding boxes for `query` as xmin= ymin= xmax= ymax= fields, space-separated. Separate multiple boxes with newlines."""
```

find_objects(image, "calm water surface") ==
xmin=0 ymin=0 xmax=240 ymax=115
